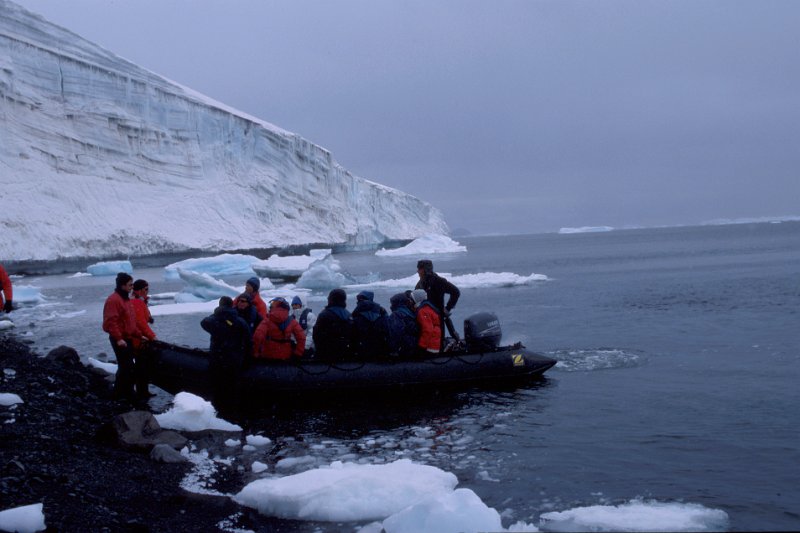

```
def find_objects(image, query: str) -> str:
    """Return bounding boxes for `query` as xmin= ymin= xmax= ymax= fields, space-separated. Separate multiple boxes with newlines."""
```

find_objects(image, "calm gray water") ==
xmin=10 ymin=222 xmax=800 ymax=531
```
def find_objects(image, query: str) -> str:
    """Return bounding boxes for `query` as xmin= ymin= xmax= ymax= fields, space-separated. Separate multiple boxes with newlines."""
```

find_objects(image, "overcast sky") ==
xmin=12 ymin=0 xmax=800 ymax=234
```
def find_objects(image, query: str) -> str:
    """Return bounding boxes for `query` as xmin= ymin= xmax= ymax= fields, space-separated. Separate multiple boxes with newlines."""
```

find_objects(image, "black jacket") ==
xmin=313 ymin=305 xmax=353 ymax=360
xmin=201 ymin=306 xmax=252 ymax=367
xmin=415 ymin=272 xmax=460 ymax=314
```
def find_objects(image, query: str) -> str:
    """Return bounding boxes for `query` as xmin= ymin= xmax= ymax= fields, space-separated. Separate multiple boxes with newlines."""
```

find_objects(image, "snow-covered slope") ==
xmin=0 ymin=0 xmax=447 ymax=262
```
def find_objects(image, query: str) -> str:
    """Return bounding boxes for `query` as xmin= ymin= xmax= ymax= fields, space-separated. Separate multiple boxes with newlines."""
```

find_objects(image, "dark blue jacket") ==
xmin=352 ymin=299 xmax=389 ymax=358
xmin=387 ymin=305 xmax=418 ymax=357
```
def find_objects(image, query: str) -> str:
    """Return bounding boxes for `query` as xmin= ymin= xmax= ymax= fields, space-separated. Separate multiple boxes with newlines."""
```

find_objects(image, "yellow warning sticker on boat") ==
xmin=512 ymin=354 xmax=525 ymax=366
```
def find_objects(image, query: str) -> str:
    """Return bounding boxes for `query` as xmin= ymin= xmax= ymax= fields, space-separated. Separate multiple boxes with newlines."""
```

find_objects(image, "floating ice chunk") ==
xmin=150 ymin=300 xmax=218 ymax=317
xmin=11 ymin=285 xmax=45 ymax=304
xmin=224 ymin=439 xmax=241 ymax=448
xmin=538 ymin=498 xmax=729 ymax=532
xmin=252 ymin=461 xmax=269 ymax=474
xmin=275 ymin=456 xmax=316 ymax=470
xmin=558 ymin=226 xmax=614 ymax=234
xmin=164 ymin=253 xmax=261 ymax=280
xmin=86 ymin=357 xmax=117 ymax=375
xmin=67 ymin=272 xmax=92 ymax=278
xmin=0 ymin=320 xmax=14 ymax=331
xmin=296 ymin=255 xmax=352 ymax=290
xmin=155 ymin=392 xmax=242 ymax=432
xmin=234 ymin=459 xmax=458 ymax=522
xmin=375 ymin=234 xmax=466 ymax=257
xmin=252 ymin=249 xmax=332 ymax=279
xmin=245 ymin=435 xmax=272 ymax=447
xmin=380 ymin=488 xmax=502 ymax=533
xmin=87 ymin=260 xmax=134 ymax=276
xmin=0 ymin=393 xmax=24 ymax=406
xmin=347 ymin=271 xmax=548 ymax=290
xmin=0 ymin=502 xmax=46 ymax=533
xmin=176 ymin=268 xmax=240 ymax=301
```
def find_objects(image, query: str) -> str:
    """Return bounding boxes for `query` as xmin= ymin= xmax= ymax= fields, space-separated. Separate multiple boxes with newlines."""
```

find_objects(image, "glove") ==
xmin=3 ymin=300 xmax=12 ymax=313
xmin=443 ymin=307 xmax=451 ymax=317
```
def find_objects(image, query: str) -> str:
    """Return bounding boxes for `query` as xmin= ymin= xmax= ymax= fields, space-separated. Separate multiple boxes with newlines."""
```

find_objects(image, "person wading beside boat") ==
xmin=131 ymin=279 xmax=157 ymax=399
xmin=102 ymin=273 xmax=146 ymax=403
xmin=415 ymin=259 xmax=460 ymax=349
xmin=201 ymin=296 xmax=252 ymax=412
xmin=313 ymin=288 xmax=354 ymax=360
xmin=252 ymin=297 xmax=306 ymax=360
xmin=0 ymin=263 xmax=13 ymax=314
xmin=411 ymin=289 xmax=443 ymax=355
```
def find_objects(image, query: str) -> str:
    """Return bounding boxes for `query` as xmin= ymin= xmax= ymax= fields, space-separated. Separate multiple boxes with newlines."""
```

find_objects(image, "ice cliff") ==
xmin=0 ymin=0 xmax=447 ymax=262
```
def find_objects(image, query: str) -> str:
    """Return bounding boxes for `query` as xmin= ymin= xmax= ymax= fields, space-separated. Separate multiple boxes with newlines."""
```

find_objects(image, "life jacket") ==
xmin=298 ymin=308 xmax=312 ymax=330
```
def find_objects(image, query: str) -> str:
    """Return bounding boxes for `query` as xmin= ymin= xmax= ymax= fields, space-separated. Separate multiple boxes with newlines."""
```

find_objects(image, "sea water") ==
xmin=6 ymin=221 xmax=800 ymax=531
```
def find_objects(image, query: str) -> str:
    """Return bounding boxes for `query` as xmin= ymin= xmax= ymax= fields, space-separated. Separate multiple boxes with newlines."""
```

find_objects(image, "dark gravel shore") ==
xmin=0 ymin=332 xmax=244 ymax=532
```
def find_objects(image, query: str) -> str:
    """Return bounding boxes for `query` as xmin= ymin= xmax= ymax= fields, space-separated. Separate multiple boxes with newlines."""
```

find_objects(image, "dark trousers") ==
xmin=110 ymin=337 xmax=136 ymax=400
xmin=110 ymin=337 xmax=150 ymax=400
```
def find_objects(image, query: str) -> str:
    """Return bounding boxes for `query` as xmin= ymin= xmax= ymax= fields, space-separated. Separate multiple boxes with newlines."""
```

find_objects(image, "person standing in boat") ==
xmin=201 ymin=296 xmax=252 ymax=411
xmin=387 ymin=292 xmax=419 ymax=357
xmin=313 ymin=288 xmax=354 ymax=360
xmin=411 ymin=289 xmax=442 ymax=355
xmin=252 ymin=297 xmax=306 ymax=360
xmin=351 ymin=290 xmax=390 ymax=358
xmin=235 ymin=292 xmax=262 ymax=335
xmin=102 ymin=273 xmax=145 ymax=403
xmin=236 ymin=277 xmax=267 ymax=320
xmin=291 ymin=295 xmax=316 ymax=354
xmin=0 ymin=263 xmax=13 ymax=314
xmin=415 ymin=259 xmax=460 ymax=348
xmin=130 ymin=279 xmax=157 ymax=399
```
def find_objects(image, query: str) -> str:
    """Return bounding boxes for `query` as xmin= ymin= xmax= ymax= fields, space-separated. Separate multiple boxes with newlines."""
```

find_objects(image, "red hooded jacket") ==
xmin=102 ymin=289 xmax=141 ymax=343
xmin=253 ymin=305 xmax=306 ymax=360
xmin=0 ymin=264 xmax=11 ymax=307
xmin=416 ymin=303 xmax=442 ymax=352
xmin=131 ymin=297 xmax=156 ymax=341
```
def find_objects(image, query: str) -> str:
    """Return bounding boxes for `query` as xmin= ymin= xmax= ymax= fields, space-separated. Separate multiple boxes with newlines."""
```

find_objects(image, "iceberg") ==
xmin=558 ymin=226 xmax=614 ymax=234
xmin=251 ymin=249 xmax=332 ymax=279
xmin=155 ymin=392 xmax=242 ymax=432
xmin=9 ymin=285 xmax=45 ymax=304
xmin=539 ymin=498 xmax=729 ymax=532
xmin=234 ymin=459 xmax=458 ymax=522
xmin=0 ymin=1 xmax=448 ymax=262
xmin=375 ymin=234 xmax=466 ymax=257
xmin=164 ymin=254 xmax=261 ymax=280
xmin=346 ymin=271 xmax=548 ymax=290
xmin=175 ymin=268 xmax=241 ymax=302
xmin=86 ymin=260 xmax=133 ymax=276
xmin=296 ymin=255 xmax=353 ymax=290
xmin=0 ymin=503 xmax=46 ymax=533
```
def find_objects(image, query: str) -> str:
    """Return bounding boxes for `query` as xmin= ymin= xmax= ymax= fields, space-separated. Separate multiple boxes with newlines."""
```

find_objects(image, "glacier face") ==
xmin=0 ymin=0 xmax=447 ymax=262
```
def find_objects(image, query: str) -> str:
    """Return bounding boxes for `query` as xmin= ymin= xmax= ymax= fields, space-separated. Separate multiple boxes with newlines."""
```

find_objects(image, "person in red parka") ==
xmin=131 ymin=279 xmax=157 ymax=342
xmin=240 ymin=277 xmax=267 ymax=320
xmin=411 ymin=289 xmax=442 ymax=355
xmin=0 ymin=263 xmax=13 ymax=314
xmin=252 ymin=297 xmax=306 ymax=360
xmin=131 ymin=279 xmax=157 ymax=399
xmin=102 ymin=272 xmax=145 ymax=402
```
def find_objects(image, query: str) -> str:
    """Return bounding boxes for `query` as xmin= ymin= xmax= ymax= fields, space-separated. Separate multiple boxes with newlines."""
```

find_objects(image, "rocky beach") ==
xmin=0 ymin=332 xmax=250 ymax=532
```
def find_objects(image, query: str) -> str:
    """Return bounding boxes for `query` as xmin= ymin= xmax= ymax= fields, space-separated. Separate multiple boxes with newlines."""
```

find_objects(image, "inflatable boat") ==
xmin=148 ymin=312 xmax=557 ymax=400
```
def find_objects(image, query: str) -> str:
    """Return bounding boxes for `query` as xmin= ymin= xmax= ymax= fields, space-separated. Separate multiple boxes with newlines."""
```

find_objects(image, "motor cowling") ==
xmin=463 ymin=312 xmax=502 ymax=352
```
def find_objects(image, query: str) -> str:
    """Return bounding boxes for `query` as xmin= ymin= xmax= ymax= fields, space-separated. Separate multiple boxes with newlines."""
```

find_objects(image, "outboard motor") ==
xmin=463 ymin=312 xmax=502 ymax=352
